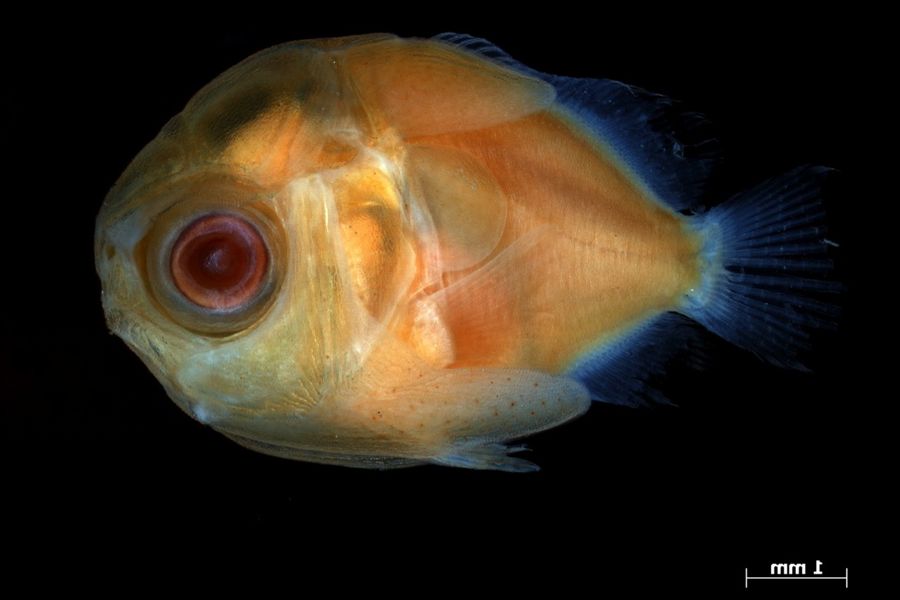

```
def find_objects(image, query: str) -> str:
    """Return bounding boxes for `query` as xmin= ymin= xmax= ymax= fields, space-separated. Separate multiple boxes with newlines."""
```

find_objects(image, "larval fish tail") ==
xmin=683 ymin=166 xmax=841 ymax=369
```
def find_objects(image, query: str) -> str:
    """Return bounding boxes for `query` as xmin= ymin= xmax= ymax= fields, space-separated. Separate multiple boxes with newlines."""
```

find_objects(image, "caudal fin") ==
xmin=684 ymin=166 xmax=840 ymax=369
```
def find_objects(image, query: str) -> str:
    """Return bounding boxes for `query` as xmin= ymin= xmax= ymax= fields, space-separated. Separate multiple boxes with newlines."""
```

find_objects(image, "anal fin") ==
xmin=567 ymin=312 xmax=707 ymax=407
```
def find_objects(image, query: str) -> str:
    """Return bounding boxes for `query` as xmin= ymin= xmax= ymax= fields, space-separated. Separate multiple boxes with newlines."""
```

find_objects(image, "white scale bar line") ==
xmin=747 ymin=577 xmax=846 ymax=580
xmin=745 ymin=568 xmax=849 ymax=588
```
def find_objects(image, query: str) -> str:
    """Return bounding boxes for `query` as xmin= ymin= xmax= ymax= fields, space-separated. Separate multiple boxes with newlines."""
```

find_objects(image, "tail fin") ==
xmin=683 ymin=166 xmax=840 ymax=369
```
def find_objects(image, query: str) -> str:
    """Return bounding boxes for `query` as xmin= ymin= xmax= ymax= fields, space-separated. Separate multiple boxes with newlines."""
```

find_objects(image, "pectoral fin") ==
xmin=406 ymin=145 xmax=508 ymax=272
xmin=428 ymin=227 xmax=547 ymax=367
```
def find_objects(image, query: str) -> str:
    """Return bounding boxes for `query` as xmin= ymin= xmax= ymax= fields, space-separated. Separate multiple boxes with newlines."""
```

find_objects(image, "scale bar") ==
xmin=745 ymin=568 xmax=848 ymax=589
xmin=748 ymin=577 xmax=846 ymax=580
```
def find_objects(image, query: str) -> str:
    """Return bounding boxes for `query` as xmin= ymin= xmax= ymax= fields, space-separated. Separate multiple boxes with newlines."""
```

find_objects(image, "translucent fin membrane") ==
xmin=685 ymin=166 xmax=840 ymax=369
xmin=434 ymin=32 xmax=720 ymax=211
xmin=568 ymin=312 xmax=707 ymax=407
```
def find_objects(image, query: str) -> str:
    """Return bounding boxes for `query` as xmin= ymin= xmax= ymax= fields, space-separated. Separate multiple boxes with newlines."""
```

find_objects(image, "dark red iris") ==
xmin=169 ymin=214 xmax=268 ymax=310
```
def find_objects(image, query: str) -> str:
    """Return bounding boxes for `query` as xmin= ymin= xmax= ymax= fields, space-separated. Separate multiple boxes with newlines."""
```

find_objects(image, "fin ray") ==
xmin=432 ymin=442 xmax=539 ymax=473
xmin=567 ymin=312 xmax=708 ymax=407
xmin=434 ymin=32 xmax=720 ymax=211
xmin=684 ymin=166 xmax=840 ymax=368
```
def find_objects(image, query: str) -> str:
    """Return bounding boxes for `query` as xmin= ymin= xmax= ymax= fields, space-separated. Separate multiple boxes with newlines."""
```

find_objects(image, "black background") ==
xmin=3 ymin=6 xmax=880 ymax=593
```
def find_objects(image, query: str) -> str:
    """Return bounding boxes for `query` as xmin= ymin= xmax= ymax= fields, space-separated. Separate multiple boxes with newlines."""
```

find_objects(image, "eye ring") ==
xmin=169 ymin=213 xmax=268 ymax=311
xmin=143 ymin=199 xmax=284 ymax=337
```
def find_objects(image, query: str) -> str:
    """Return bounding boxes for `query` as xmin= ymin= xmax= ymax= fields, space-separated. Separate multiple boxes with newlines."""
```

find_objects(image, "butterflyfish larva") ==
xmin=95 ymin=34 xmax=838 ymax=471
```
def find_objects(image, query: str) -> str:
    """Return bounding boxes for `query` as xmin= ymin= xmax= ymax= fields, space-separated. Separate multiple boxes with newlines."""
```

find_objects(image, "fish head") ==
xmin=94 ymin=37 xmax=416 ymax=432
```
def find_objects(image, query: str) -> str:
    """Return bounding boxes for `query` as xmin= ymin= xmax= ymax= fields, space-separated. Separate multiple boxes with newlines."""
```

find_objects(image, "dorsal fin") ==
xmin=433 ymin=33 xmax=720 ymax=211
xmin=433 ymin=32 xmax=539 ymax=75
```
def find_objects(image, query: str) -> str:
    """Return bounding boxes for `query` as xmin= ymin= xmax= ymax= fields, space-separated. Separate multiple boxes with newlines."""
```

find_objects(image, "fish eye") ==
xmin=142 ymin=193 xmax=284 ymax=336
xmin=169 ymin=214 xmax=268 ymax=311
